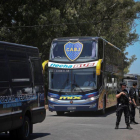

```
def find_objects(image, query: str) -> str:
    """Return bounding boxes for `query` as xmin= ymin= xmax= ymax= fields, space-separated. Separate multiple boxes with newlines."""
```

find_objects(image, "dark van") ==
xmin=0 ymin=41 xmax=46 ymax=139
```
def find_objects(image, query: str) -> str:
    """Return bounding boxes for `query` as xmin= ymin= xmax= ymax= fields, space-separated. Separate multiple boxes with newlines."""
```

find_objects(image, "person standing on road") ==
xmin=129 ymin=82 xmax=138 ymax=124
xmin=115 ymin=82 xmax=132 ymax=129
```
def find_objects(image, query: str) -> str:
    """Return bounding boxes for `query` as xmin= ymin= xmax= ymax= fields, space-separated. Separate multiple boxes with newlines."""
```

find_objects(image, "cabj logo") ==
xmin=59 ymin=96 xmax=82 ymax=100
xmin=64 ymin=42 xmax=83 ymax=61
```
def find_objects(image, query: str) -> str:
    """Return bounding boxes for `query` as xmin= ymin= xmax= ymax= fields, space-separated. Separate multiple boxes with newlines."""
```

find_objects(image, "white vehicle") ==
xmin=123 ymin=74 xmax=140 ymax=104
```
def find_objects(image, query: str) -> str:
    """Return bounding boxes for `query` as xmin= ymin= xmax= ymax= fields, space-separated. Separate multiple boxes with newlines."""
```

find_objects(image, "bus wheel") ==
xmin=56 ymin=111 xmax=65 ymax=116
xmin=17 ymin=116 xmax=31 ymax=140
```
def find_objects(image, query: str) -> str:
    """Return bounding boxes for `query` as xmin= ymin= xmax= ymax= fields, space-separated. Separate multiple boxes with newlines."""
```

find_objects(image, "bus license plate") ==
xmin=67 ymin=107 xmax=76 ymax=110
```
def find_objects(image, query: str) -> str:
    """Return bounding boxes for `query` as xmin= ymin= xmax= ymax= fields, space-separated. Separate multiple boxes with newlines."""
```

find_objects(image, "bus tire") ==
xmin=56 ymin=111 xmax=65 ymax=116
xmin=101 ymin=96 xmax=106 ymax=115
xmin=16 ymin=116 xmax=31 ymax=140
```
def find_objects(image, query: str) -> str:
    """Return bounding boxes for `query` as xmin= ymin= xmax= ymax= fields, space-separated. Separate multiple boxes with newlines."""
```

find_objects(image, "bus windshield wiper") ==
xmin=72 ymin=75 xmax=84 ymax=93
xmin=72 ymin=82 xmax=84 ymax=93
xmin=58 ymin=74 xmax=69 ymax=94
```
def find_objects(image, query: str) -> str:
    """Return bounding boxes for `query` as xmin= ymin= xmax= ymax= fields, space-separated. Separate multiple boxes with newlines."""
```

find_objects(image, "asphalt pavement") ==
xmin=1 ymin=107 xmax=140 ymax=140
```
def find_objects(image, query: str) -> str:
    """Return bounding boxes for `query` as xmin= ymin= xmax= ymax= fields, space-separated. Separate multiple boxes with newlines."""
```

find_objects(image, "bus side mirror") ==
xmin=96 ymin=59 xmax=102 ymax=76
xmin=42 ymin=60 xmax=49 ymax=74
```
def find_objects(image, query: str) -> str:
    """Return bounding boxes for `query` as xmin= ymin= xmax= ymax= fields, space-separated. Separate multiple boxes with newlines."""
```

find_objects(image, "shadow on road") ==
xmin=29 ymin=133 xmax=51 ymax=140
xmin=0 ymin=133 xmax=50 ymax=140
xmin=116 ymin=128 xmax=128 ymax=129
xmin=51 ymin=106 xmax=116 ymax=117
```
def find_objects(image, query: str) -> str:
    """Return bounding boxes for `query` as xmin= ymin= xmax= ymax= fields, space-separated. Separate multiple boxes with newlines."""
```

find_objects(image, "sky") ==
xmin=125 ymin=6 xmax=140 ymax=74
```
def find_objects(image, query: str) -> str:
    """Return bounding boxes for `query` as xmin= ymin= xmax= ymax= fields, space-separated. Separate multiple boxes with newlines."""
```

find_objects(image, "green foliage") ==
xmin=124 ymin=54 xmax=137 ymax=74
xmin=0 ymin=0 xmax=140 ymax=72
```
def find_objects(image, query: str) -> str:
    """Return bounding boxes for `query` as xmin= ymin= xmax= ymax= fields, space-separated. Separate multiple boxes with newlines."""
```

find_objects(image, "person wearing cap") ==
xmin=129 ymin=82 xmax=138 ymax=124
xmin=115 ymin=82 xmax=132 ymax=129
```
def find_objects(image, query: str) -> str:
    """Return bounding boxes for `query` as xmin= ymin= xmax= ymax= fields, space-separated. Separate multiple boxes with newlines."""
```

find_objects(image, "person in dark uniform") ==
xmin=129 ymin=82 xmax=138 ymax=124
xmin=115 ymin=82 xmax=132 ymax=129
xmin=139 ymin=88 xmax=140 ymax=104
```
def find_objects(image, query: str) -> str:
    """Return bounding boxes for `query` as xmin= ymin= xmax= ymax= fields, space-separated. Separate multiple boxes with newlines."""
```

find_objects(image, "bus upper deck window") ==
xmin=50 ymin=40 xmax=97 ymax=61
xmin=91 ymin=41 xmax=96 ymax=58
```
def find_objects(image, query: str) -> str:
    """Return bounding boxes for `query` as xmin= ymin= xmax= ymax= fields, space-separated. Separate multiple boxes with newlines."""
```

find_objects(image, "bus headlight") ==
xmin=50 ymin=97 xmax=54 ymax=101
xmin=90 ymin=97 xmax=95 ymax=101
xmin=89 ymin=95 xmax=99 ymax=101
xmin=48 ymin=96 xmax=55 ymax=101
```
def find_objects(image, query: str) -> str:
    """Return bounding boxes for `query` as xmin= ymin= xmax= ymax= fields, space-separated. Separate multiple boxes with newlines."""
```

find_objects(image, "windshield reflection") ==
xmin=49 ymin=68 xmax=96 ymax=93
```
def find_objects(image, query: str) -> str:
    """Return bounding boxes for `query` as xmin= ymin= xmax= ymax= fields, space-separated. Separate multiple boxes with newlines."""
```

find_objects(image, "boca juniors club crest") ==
xmin=64 ymin=42 xmax=83 ymax=61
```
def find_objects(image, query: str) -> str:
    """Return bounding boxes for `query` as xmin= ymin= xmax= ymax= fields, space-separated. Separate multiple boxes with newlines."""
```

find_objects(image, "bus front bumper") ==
xmin=48 ymin=95 xmax=99 ymax=111
xmin=48 ymin=101 xmax=98 ymax=111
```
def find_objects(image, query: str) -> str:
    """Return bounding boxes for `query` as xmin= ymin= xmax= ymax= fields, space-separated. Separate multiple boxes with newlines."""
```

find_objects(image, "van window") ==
xmin=9 ymin=61 xmax=31 ymax=87
xmin=7 ymin=46 xmax=27 ymax=59
xmin=0 ymin=61 xmax=9 ymax=88
xmin=0 ymin=46 xmax=5 ymax=60
xmin=27 ymin=48 xmax=39 ymax=57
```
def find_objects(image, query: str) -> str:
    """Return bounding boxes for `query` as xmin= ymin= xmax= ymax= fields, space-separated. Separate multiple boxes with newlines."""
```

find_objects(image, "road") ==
xmin=0 ymin=107 xmax=140 ymax=140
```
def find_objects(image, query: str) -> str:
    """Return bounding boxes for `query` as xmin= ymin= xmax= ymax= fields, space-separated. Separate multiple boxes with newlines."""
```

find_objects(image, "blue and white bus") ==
xmin=44 ymin=37 xmax=124 ymax=115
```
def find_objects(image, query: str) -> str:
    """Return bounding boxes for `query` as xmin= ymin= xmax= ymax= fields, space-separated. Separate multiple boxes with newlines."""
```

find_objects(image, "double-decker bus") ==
xmin=44 ymin=37 xmax=124 ymax=115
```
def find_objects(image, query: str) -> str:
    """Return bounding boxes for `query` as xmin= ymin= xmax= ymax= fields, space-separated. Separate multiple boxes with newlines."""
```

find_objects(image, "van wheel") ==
xmin=17 ymin=116 xmax=31 ymax=140
xmin=56 ymin=111 xmax=64 ymax=116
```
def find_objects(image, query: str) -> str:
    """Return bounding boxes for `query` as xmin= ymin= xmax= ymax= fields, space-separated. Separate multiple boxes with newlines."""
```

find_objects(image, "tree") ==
xmin=124 ymin=54 xmax=137 ymax=74
xmin=0 ymin=0 xmax=140 ymax=71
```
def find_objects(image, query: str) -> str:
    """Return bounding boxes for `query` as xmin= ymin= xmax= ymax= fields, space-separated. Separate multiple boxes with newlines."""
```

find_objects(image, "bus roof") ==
xmin=53 ymin=36 xmax=121 ymax=51
xmin=53 ymin=36 xmax=100 ymax=41
xmin=0 ymin=41 xmax=38 ymax=49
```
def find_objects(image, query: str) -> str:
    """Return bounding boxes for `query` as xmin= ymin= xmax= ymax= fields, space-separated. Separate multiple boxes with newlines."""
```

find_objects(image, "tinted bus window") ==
xmin=50 ymin=40 xmax=97 ymax=62
xmin=98 ymin=40 xmax=103 ymax=59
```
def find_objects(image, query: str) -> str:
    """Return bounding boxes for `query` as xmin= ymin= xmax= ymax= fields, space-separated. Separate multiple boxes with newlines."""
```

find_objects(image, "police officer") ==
xmin=115 ymin=82 xmax=132 ymax=129
xmin=129 ymin=82 xmax=138 ymax=124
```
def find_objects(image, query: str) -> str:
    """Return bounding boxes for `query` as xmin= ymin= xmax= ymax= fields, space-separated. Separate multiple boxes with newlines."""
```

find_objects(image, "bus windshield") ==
xmin=49 ymin=68 xmax=97 ymax=93
xmin=50 ymin=40 xmax=97 ymax=62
